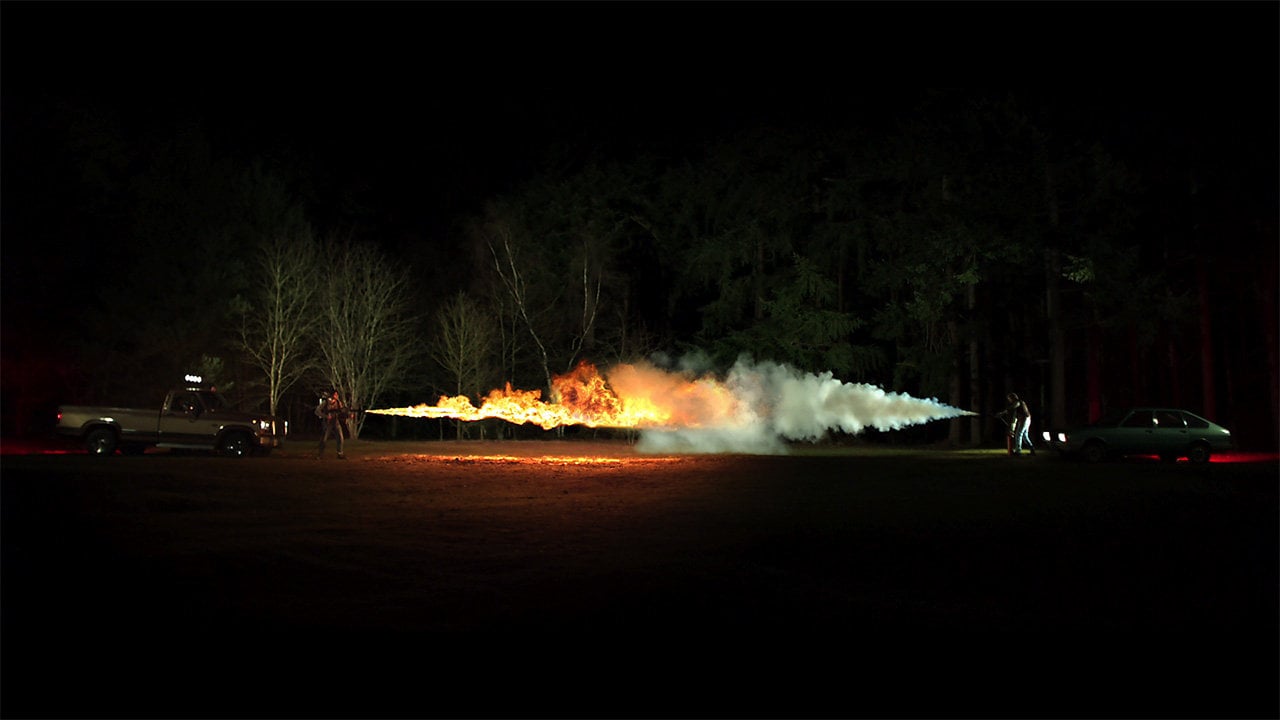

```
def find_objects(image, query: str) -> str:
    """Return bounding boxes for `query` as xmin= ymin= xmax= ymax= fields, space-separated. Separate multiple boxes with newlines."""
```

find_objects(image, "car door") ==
xmin=1178 ymin=411 xmax=1226 ymax=450
xmin=159 ymin=391 xmax=212 ymax=446
xmin=1112 ymin=410 xmax=1155 ymax=453
xmin=1150 ymin=409 xmax=1189 ymax=453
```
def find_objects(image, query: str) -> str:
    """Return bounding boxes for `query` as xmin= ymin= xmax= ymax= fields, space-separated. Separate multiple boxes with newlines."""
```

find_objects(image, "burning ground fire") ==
xmin=368 ymin=359 xmax=976 ymax=455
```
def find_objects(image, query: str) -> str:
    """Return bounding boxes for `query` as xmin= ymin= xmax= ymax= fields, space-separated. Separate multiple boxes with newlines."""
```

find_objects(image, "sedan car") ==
xmin=1042 ymin=408 xmax=1233 ymax=464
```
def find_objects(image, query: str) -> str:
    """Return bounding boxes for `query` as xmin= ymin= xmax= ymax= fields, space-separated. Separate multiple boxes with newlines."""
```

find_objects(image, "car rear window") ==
xmin=1181 ymin=413 xmax=1210 ymax=429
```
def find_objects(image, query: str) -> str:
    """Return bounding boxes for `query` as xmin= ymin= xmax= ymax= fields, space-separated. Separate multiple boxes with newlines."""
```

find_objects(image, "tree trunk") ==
xmin=968 ymin=283 xmax=982 ymax=444
xmin=1129 ymin=325 xmax=1143 ymax=407
xmin=1043 ymin=161 xmax=1067 ymax=430
xmin=1197 ymin=266 xmax=1217 ymax=419
xmin=1167 ymin=330 xmax=1184 ymax=409
xmin=753 ymin=232 xmax=766 ymax=321
xmin=948 ymin=319 xmax=962 ymax=446
xmin=1087 ymin=324 xmax=1103 ymax=422
xmin=1262 ymin=271 xmax=1280 ymax=441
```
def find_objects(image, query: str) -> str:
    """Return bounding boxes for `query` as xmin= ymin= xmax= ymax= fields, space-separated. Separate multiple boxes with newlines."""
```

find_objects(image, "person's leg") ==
xmin=336 ymin=423 xmax=345 ymax=458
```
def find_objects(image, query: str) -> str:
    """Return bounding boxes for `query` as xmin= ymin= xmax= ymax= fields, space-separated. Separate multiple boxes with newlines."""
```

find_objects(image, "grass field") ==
xmin=2 ymin=439 xmax=1276 ymax=719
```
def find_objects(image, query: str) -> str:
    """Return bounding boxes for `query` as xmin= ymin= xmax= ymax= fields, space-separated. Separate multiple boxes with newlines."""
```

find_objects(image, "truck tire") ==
xmin=219 ymin=432 xmax=254 ymax=458
xmin=85 ymin=428 xmax=118 ymax=456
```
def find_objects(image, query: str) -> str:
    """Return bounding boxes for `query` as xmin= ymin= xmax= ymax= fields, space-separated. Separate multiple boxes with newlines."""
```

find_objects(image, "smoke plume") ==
xmin=615 ymin=356 xmax=973 ymax=455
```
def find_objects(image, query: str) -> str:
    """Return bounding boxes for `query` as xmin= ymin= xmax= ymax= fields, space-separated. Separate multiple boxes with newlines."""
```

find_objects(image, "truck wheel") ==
xmin=220 ymin=432 xmax=253 ymax=458
xmin=85 ymin=428 xmax=118 ymax=456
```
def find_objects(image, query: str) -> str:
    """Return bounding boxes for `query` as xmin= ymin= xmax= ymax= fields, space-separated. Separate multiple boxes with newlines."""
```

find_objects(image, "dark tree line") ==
xmin=444 ymin=91 xmax=1276 ymax=448
xmin=0 ymin=96 xmax=430 ymax=434
xmin=3 ymin=89 xmax=1276 ymax=449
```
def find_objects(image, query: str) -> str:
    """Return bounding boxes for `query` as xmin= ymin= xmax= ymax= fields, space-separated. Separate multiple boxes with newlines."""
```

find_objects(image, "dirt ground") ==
xmin=2 ymin=438 xmax=1277 ymax=719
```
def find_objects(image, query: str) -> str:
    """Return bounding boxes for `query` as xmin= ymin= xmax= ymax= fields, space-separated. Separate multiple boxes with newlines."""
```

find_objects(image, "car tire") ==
xmin=1082 ymin=440 xmax=1106 ymax=464
xmin=85 ymin=428 xmax=118 ymax=456
xmin=220 ymin=432 xmax=254 ymax=458
xmin=1187 ymin=443 xmax=1212 ymax=464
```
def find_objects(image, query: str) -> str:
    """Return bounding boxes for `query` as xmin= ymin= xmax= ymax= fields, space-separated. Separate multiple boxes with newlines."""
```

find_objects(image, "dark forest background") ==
xmin=2 ymin=1 xmax=1277 ymax=449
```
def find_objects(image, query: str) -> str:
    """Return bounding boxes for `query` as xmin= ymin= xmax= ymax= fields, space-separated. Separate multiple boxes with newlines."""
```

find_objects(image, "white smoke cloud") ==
xmin=629 ymin=356 xmax=973 ymax=455
xmin=634 ymin=426 xmax=789 ymax=455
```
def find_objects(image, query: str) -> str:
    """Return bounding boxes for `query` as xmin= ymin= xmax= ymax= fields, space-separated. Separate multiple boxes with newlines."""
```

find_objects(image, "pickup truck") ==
xmin=56 ymin=384 xmax=286 ymax=457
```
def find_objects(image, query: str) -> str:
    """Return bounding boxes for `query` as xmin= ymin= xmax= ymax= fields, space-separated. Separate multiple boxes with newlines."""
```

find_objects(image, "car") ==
xmin=1042 ymin=407 xmax=1233 ymax=464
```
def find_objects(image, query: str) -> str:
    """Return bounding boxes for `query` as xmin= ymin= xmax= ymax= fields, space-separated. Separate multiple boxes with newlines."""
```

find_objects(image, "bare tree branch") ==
xmin=486 ymin=219 xmax=554 ymax=396
xmin=431 ymin=291 xmax=496 ymax=439
xmin=236 ymin=231 xmax=322 ymax=416
xmin=316 ymin=239 xmax=423 ymax=438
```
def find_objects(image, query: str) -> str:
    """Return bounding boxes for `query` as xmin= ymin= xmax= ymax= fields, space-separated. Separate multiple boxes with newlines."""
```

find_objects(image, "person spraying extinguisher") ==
xmin=997 ymin=392 xmax=1035 ymax=456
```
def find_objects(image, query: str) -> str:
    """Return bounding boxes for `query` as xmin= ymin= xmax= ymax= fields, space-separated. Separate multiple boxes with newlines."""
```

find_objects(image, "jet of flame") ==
xmin=368 ymin=358 xmax=975 ymax=454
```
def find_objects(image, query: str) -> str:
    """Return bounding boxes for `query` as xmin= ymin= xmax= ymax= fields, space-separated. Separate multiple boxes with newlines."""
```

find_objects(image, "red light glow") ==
xmin=1131 ymin=452 xmax=1279 ymax=464
xmin=371 ymin=454 xmax=685 ymax=468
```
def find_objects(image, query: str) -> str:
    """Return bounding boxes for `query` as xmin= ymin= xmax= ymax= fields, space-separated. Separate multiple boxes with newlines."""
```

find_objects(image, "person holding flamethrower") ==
xmin=315 ymin=389 xmax=354 ymax=459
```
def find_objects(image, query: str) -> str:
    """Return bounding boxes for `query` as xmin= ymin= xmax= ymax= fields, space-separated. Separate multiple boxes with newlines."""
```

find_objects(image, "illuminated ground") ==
xmin=2 ymin=439 xmax=1276 ymax=719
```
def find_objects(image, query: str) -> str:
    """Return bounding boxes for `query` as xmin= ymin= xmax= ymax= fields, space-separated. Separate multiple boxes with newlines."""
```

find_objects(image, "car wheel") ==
xmin=220 ymin=432 xmax=253 ymax=458
xmin=85 ymin=428 xmax=118 ymax=456
xmin=1187 ymin=443 xmax=1212 ymax=464
xmin=1082 ymin=440 xmax=1106 ymax=463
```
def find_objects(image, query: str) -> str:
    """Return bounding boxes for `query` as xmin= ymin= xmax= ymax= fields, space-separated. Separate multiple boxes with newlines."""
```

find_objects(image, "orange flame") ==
xmin=368 ymin=360 xmax=740 ymax=430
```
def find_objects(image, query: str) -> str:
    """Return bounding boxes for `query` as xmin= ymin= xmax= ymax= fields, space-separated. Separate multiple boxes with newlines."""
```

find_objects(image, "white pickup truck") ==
xmin=56 ymin=383 xmax=286 ymax=457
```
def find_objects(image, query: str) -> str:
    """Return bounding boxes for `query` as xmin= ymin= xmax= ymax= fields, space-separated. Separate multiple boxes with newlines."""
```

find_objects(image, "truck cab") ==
xmin=157 ymin=385 xmax=284 ymax=455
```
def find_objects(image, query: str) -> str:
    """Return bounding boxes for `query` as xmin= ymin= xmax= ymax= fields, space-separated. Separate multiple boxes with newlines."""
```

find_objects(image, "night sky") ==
xmin=9 ymin=0 xmax=1275 ymax=230
xmin=2 ymin=0 xmax=1277 ymax=437
xmin=5 ymin=2 xmax=1274 ymax=232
